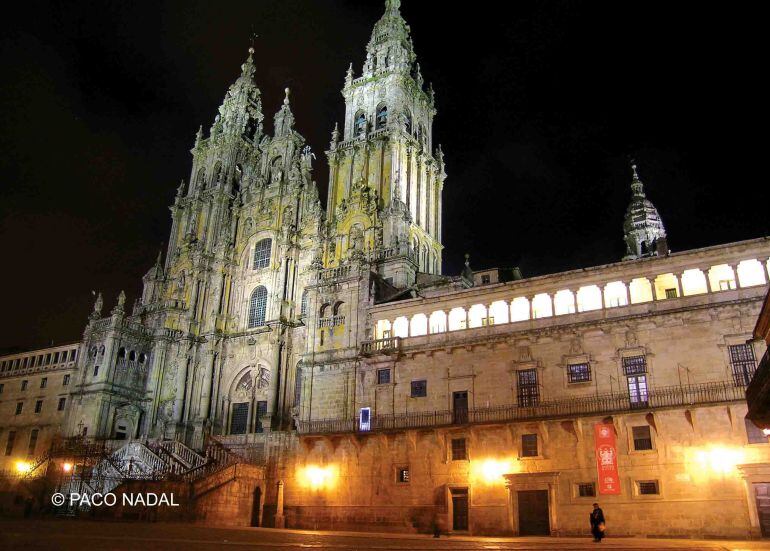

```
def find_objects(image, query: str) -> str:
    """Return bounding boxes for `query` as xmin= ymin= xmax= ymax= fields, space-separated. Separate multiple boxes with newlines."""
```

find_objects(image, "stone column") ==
xmin=274 ymin=480 xmax=286 ymax=528
xmin=623 ymin=281 xmax=632 ymax=306
xmin=729 ymin=263 xmax=741 ymax=288
xmin=760 ymin=257 xmax=770 ymax=283
xmin=701 ymin=267 xmax=714 ymax=293
xmin=675 ymin=272 xmax=684 ymax=298
xmin=529 ymin=296 xmax=536 ymax=320
xmin=571 ymin=291 xmax=577 ymax=314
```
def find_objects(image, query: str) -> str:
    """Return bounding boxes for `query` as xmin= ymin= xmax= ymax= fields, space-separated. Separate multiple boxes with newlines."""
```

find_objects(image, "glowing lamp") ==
xmin=15 ymin=461 xmax=32 ymax=474
xmin=472 ymin=458 xmax=517 ymax=485
xmin=693 ymin=447 xmax=743 ymax=476
xmin=62 ymin=462 xmax=73 ymax=473
xmin=300 ymin=465 xmax=337 ymax=489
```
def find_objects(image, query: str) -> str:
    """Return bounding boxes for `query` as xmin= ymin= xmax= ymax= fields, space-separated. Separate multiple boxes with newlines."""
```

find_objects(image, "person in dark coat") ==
xmin=590 ymin=502 xmax=605 ymax=542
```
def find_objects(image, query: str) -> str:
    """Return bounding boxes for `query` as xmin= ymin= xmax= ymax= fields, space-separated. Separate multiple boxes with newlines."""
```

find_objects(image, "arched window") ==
xmin=333 ymin=301 xmax=345 ymax=316
xmin=248 ymin=286 xmax=268 ymax=328
xmin=376 ymin=104 xmax=388 ymax=130
xmin=193 ymin=168 xmax=205 ymax=193
xmin=354 ymin=111 xmax=367 ymax=136
xmin=211 ymin=162 xmax=222 ymax=188
xmin=320 ymin=303 xmax=330 ymax=318
xmin=128 ymin=350 xmax=136 ymax=362
xmin=294 ymin=363 xmax=303 ymax=405
xmin=404 ymin=111 xmax=412 ymax=134
xmin=138 ymin=353 xmax=147 ymax=364
xmin=253 ymin=238 xmax=272 ymax=269
xmin=117 ymin=347 xmax=126 ymax=359
xmin=300 ymin=289 xmax=309 ymax=317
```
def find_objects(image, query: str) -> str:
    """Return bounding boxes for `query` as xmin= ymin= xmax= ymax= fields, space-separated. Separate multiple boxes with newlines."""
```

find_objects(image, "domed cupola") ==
xmin=623 ymin=163 xmax=667 ymax=260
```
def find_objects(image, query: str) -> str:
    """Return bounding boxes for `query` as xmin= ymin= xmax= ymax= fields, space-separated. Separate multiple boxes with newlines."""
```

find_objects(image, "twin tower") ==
xmin=65 ymin=0 xmax=446 ymax=447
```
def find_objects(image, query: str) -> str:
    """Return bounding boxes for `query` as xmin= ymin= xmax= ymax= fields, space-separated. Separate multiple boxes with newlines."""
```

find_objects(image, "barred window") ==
xmin=567 ymin=363 xmax=591 ymax=383
xmin=578 ymin=483 xmax=596 ymax=497
xmin=521 ymin=434 xmax=538 ymax=457
xmin=729 ymin=343 xmax=757 ymax=386
xmin=622 ymin=355 xmax=647 ymax=376
xmin=377 ymin=368 xmax=391 ymax=385
xmin=637 ymin=480 xmax=659 ymax=495
xmin=248 ymin=286 xmax=268 ymax=328
xmin=15 ymin=402 xmax=23 ymax=415
xmin=58 ymin=397 xmax=66 ymax=411
xmin=517 ymin=368 xmax=539 ymax=406
xmin=253 ymin=238 xmax=272 ymax=269
xmin=397 ymin=466 xmax=410 ymax=483
xmin=411 ymin=380 xmax=427 ymax=397
xmin=632 ymin=425 xmax=653 ymax=450
xmin=34 ymin=400 xmax=43 ymax=414
xmin=451 ymin=438 xmax=467 ymax=461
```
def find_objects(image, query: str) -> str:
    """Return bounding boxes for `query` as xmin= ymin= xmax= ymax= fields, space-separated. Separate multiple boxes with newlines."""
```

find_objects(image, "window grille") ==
xmin=521 ymin=434 xmax=538 ymax=457
xmin=632 ymin=425 xmax=653 ymax=450
xmin=377 ymin=369 xmax=391 ymax=385
xmin=729 ymin=343 xmax=757 ymax=386
xmin=451 ymin=438 xmax=467 ymax=461
xmin=517 ymin=369 xmax=539 ymax=406
xmin=567 ymin=363 xmax=591 ymax=383
xmin=622 ymin=355 xmax=647 ymax=376
xmin=410 ymin=380 xmax=427 ymax=397
xmin=638 ymin=481 xmax=659 ymax=495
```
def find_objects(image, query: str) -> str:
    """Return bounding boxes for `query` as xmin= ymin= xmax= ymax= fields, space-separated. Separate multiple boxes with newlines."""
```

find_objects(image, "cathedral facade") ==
xmin=3 ymin=0 xmax=770 ymax=539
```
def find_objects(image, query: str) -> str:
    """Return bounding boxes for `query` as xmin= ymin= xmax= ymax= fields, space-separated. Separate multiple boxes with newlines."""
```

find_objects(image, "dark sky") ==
xmin=0 ymin=0 xmax=765 ymax=352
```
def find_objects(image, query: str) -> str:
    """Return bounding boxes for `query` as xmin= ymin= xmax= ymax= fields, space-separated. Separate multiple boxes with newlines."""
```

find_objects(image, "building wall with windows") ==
xmin=287 ymin=238 xmax=770 ymax=537
xmin=0 ymin=344 xmax=78 ymax=471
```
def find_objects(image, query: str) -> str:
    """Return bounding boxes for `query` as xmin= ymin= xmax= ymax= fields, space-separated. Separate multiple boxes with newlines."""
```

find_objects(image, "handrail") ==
xmin=298 ymin=380 xmax=748 ymax=435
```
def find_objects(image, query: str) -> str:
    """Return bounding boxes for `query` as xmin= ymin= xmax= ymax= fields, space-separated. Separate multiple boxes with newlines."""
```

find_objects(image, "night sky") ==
xmin=0 ymin=1 xmax=765 ymax=352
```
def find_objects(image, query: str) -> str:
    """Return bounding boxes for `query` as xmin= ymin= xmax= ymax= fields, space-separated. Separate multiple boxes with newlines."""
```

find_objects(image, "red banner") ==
xmin=594 ymin=423 xmax=621 ymax=495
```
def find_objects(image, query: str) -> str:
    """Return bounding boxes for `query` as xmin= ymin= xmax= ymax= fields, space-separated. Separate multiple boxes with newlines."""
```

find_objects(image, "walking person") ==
xmin=590 ymin=502 xmax=605 ymax=542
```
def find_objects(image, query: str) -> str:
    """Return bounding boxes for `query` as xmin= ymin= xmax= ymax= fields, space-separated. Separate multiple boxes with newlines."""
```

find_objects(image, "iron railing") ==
xmin=297 ymin=380 xmax=748 ymax=435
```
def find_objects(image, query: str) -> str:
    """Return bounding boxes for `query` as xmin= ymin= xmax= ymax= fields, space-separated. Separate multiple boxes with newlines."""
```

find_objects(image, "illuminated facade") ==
xmin=4 ymin=0 xmax=770 ymax=539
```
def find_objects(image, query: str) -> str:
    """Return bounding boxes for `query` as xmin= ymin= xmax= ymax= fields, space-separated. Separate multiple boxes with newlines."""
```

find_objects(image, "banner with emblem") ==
xmin=594 ymin=423 xmax=621 ymax=495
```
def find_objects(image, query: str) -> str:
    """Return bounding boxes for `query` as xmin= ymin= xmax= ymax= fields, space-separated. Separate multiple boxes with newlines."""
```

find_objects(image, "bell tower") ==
xmin=325 ymin=0 xmax=445 ymax=288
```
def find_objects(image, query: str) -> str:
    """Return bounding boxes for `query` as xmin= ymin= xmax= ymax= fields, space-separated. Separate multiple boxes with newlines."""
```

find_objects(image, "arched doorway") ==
xmin=251 ymin=486 xmax=262 ymax=527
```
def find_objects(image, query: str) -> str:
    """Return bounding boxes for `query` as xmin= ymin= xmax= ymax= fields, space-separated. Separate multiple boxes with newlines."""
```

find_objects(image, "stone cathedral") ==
xmin=4 ymin=0 xmax=770 ymax=539
xmin=66 ymin=0 xmax=447 ymax=449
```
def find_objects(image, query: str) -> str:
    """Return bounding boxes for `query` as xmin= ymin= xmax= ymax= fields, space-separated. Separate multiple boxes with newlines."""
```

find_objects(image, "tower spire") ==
xmin=622 ymin=162 xmax=667 ymax=260
xmin=274 ymin=87 xmax=295 ymax=137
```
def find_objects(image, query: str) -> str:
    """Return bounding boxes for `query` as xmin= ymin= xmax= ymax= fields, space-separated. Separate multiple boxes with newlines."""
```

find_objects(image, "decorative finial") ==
xmin=284 ymin=87 xmax=290 ymax=105
xmin=346 ymin=62 xmax=354 ymax=84
xmin=332 ymin=122 xmax=340 ymax=143
xmin=464 ymin=253 xmax=470 ymax=266
xmin=90 ymin=291 xmax=103 ymax=320
xmin=385 ymin=0 xmax=401 ymax=12
xmin=631 ymin=159 xmax=640 ymax=181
